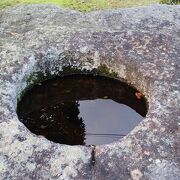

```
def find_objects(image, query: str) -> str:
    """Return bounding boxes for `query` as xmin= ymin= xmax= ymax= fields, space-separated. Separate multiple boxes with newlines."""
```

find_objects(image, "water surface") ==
xmin=17 ymin=75 xmax=147 ymax=145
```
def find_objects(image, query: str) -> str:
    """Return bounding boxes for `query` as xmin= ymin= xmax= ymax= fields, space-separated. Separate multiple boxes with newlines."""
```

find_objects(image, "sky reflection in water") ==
xmin=79 ymin=99 xmax=143 ymax=145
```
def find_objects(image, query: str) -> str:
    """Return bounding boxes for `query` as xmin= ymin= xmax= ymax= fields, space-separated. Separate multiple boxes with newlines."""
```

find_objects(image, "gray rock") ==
xmin=0 ymin=4 xmax=179 ymax=179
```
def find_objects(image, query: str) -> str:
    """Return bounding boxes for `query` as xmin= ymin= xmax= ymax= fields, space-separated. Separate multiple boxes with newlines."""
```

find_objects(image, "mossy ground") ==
xmin=0 ymin=0 xmax=160 ymax=11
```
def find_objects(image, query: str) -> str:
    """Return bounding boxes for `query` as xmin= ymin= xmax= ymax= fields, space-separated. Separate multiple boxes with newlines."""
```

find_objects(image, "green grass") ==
xmin=0 ymin=0 xmax=161 ymax=12
xmin=160 ymin=0 xmax=180 ymax=4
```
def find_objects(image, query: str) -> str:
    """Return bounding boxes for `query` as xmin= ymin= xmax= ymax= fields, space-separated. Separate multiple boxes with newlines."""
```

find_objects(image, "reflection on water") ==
xmin=17 ymin=75 xmax=147 ymax=145
xmin=79 ymin=99 xmax=144 ymax=145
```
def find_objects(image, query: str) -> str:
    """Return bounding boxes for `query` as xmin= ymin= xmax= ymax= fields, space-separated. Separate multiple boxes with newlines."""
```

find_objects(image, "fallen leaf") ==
xmin=135 ymin=92 xmax=142 ymax=100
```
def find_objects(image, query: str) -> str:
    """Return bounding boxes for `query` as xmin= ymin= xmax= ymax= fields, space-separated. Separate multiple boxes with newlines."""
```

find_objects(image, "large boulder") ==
xmin=0 ymin=4 xmax=179 ymax=179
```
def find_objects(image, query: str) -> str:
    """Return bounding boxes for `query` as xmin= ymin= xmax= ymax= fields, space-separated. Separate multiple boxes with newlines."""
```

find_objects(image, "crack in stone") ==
xmin=88 ymin=145 xmax=96 ymax=180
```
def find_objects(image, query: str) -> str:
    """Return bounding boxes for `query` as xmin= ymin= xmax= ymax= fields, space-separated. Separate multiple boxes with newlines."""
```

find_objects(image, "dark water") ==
xmin=17 ymin=75 xmax=147 ymax=145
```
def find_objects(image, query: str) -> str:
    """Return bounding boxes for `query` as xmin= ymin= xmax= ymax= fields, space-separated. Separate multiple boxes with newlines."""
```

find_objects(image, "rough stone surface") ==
xmin=0 ymin=4 xmax=180 ymax=179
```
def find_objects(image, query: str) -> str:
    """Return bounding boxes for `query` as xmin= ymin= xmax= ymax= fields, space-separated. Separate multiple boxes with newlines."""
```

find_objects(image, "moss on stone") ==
xmin=17 ymin=64 xmax=118 ymax=102
xmin=25 ymin=64 xmax=118 ymax=86
xmin=96 ymin=64 xmax=118 ymax=78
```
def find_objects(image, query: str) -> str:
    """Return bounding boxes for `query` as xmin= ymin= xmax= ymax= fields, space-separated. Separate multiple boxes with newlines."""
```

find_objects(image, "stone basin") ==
xmin=0 ymin=4 xmax=179 ymax=180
